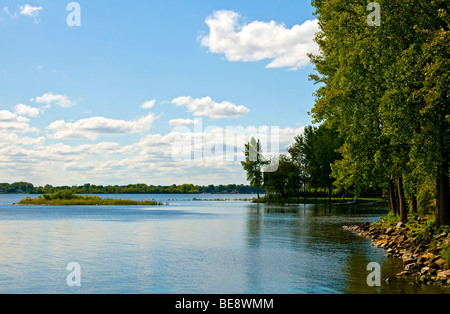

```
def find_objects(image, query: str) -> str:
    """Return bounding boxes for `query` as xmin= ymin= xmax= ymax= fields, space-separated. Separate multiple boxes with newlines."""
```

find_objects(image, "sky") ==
xmin=0 ymin=0 xmax=320 ymax=186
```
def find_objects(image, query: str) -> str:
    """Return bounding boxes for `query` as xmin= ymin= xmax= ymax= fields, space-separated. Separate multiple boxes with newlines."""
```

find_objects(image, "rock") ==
xmin=397 ymin=270 xmax=411 ymax=277
xmin=373 ymin=239 xmax=389 ymax=248
xmin=419 ymin=252 xmax=435 ymax=264
xmin=385 ymin=228 xmax=394 ymax=235
xmin=436 ymin=232 xmax=448 ymax=240
xmin=360 ymin=222 xmax=371 ymax=230
xmin=414 ymin=244 xmax=425 ymax=255
xmin=396 ymin=222 xmax=405 ymax=229
xmin=418 ymin=275 xmax=427 ymax=284
xmin=437 ymin=270 xmax=450 ymax=279
xmin=405 ymin=263 xmax=419 ymax=272
xmin=402 ymin=254 xmax=416 ymax=266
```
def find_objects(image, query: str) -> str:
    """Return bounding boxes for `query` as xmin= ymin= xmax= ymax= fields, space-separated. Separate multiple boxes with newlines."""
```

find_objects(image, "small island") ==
xmin=15 ymin=190 xmax=165 ymax=206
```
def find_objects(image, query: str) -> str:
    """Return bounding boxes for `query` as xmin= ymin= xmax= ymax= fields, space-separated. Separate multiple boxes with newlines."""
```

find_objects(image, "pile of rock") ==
xmin=343 ymin=221 xmax=450 ymax=286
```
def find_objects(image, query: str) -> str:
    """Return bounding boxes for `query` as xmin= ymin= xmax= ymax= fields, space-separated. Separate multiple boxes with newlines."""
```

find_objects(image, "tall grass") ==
xmin=16 ymin=190 xmax=165 ymax=206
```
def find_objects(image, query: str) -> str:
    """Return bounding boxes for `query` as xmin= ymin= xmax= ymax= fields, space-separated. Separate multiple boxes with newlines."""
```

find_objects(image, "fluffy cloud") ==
xmin=200 ymin=10 xmax=319 ymax=70
xmin=32 ymin=92 xmax=75 ymax=108
xmin=172 ymin=96 xmax=250 ymax=119
xmin=140 ymin=100 xmax=156 ymax=109
xmin=0 ymin=110 xmax=38 ymax=133
xmin=47 ymin=112 xmax=157 ymax=140
xmin=169 ymin=118 xmax=196 ymax=127
xmin=0 ymin=133 xmax=45 ymax=146
xmin=0 ymin=118 xmax=305 ymax=185
xmin=14 ymin=104 xmax=40 ymax=117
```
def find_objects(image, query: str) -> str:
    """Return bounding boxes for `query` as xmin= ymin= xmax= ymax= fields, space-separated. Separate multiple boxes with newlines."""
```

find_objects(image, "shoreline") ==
xmin=343 ymin=220 xmax=450 ymax=287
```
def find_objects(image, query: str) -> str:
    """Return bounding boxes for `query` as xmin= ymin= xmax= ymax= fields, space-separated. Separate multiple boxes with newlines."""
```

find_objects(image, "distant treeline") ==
xmin=0 ymin=182 xmax=264 ymax=195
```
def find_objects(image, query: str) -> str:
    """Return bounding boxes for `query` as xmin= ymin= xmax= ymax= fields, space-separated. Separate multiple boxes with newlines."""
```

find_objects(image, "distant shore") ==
xmin=252 ymin=195 xmax=388 ymax=205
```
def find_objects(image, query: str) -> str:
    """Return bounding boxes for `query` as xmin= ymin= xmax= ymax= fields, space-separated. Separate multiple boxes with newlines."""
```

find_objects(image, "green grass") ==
xmin=15 ymin=190 xmax=165 ymax=206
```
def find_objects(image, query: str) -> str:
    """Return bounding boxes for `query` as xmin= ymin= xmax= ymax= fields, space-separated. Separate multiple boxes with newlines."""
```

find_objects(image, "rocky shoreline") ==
xmin=343 ymin=220 xmax=450 ymax=287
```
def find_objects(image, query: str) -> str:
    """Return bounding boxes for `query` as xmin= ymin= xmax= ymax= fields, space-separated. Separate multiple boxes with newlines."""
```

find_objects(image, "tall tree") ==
xmin=309 ymin=0 xmax=449 ymax=224
xmin=289 ymin=124 xmax=343 ymax=199
xmin=241 ymin=138 xmax=267 ymax=199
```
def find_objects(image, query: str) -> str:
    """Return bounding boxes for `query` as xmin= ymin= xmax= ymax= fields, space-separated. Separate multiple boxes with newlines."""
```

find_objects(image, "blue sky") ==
xmin=0 ymin=1 xmax=320 ymax=186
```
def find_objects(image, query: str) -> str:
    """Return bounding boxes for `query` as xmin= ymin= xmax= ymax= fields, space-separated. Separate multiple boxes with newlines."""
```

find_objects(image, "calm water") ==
xmin=0 ymin=194 xmax=448 ymax=294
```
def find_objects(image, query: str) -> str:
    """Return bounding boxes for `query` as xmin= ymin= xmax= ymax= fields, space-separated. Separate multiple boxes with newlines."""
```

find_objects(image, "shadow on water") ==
xmin=244 ymin=202 xmax=450 ymax=294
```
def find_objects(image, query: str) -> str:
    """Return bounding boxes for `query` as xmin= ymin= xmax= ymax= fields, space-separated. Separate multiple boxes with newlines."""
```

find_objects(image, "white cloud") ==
xmin=140 ymin=100 xmax=156 ymax=109
xmin=47 ymin=112 xmax=157 ymax=140
xmin=14 ymin=104 xmax=40 ymax=117
xmin=19 ymin=4 xmax=42 ymax=23
xmin=64 ymin=162 xmax=96 ymax=172
xmin=32 ymin=92 xmax=75 ymax=108
xmin=172 ymin=96 xmax=250 ymax=119
xmin=200 ymin=10 xmax=319 ymax=70
xmin=0 ymin=133 xmax=45 ymax=146
xmin=0 ymin=110 xmax=38 ymax=133
xmin=169 ymin=118 xmax=196 ymax=127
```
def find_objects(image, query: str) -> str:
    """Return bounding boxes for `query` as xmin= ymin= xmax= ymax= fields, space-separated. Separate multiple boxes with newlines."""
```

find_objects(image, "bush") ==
xmin=379 ymin=212 xmax=399 ymax=227
xmin=417 ymin=180 xmax=436 ymax=215
xmin=441 ymin=242 xmax=450 ymax=265
xmin=411 ymin=219 xmax=436 ymax=243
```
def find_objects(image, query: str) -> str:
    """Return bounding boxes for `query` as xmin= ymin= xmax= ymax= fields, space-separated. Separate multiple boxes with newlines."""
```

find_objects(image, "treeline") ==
xmin=0 ymin=182 xmax=263 ymax=195
xmin=242 ymin=127 xmax=382 ymax=203
xmin=243 ymin=1 xmax=449 ymax=227
xmin=309 ymin=0 xmax=449 ymax=227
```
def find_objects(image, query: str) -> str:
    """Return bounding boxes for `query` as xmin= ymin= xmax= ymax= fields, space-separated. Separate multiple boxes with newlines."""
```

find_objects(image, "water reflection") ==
xmin=0 ymin=195 xmax=449 ymax=294
xmin=245 ymin=203 xmax=450 ymax=294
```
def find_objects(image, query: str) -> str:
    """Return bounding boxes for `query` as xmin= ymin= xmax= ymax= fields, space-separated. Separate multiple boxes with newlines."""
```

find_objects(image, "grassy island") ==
xmin=15 ymin=190 xmax=165 ymax=206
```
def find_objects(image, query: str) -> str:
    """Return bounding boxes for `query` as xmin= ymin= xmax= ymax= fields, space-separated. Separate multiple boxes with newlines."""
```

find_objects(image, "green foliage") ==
xmin=0 ymin=182 xmax=34 ymax=193
xmin=42 ymin=189 xmax=76 ymax=200
xmin=411 ymin=219 xmax=436 ymax=244
xmin=1 ymin=182 xmax=261 ymax=195
xmin=386 ymin=212 xmax=399 ymax=226
xmin=441 ymin=242 xmax=450 ymax=265
xmin=18 ymin=193 xmax=164 ymax=206
xmin=309 ymin=0 xmax=450 ymax=225
xmin=241 ymin=138 xmax=268 ymax=198
xmin=289 ymin=124 xmax=344 ymax=194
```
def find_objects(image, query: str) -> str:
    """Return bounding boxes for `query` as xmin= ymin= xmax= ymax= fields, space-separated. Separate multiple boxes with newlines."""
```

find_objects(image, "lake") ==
xmin=0 ymin=194 xmax=448 ymax=294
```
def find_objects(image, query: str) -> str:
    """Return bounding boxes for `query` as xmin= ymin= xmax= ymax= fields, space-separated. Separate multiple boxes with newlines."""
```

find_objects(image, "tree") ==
xmin=263 ymin=154 xmax=300 ymax=199
xmin=309 ymin=0 xmax=449 ymax=224
xmin=241 ymin=138 xmax=267 ymax=198
xmin=289 ymin=124 xmax=343 ymax=200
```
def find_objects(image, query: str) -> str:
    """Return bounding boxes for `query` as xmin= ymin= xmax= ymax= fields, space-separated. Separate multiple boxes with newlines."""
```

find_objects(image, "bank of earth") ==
xmin=344 ymin=217 xmax=450 ymax=287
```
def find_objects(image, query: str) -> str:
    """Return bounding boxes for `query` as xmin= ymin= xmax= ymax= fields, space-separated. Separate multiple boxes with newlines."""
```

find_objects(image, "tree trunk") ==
xmin=397 ymin=175 xmax=407 ymax=223
xmin=436 ymin=155 xmax=450 ymax=227
xmin=411 ymin=193 xmax=418 ymax=214
xmin=411 ymin=179 xmax=418 ymax=214
xmin=389 ymin=179 xmax=397 ymax=215
xmin=329 ymin=182 xmax=332 ymax=202
xmin=314 ymin=182 xmax=317 ymax=202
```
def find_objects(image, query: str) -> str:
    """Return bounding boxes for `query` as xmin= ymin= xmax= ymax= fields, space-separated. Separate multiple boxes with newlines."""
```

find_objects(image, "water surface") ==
xmin=0 ymin=194 xmax=448 ymax=294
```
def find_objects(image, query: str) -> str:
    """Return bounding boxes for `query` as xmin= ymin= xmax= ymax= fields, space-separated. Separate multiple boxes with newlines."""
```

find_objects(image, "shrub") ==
xmin=411 ymin=219 xmax=436 ymax=243
xmin=441 ymin=242 xmax=450 ymax=265
xmin=379 ymin=212 xmax=399 ymax=227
